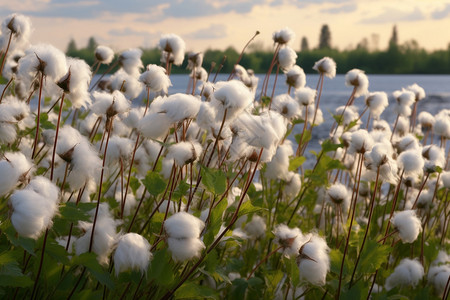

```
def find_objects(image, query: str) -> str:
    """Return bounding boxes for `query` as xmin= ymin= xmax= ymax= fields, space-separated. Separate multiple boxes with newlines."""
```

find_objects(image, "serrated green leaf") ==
xmin=46 ymin=240 xmax=70 ymax=265
xmin=321 ymin=140 xmax=344 ymax=153
xmin=142 ymin=171 xmax=166 ymax=197
xmin=3 ymin=223 xmax=36 ymax=255
xmin=358 ymin=240 xmax=390 ymax=274
xmin=129 ymin=176 xmax=141 ymax=194
xmin=38 ymin=112 xmax=56 ymax=130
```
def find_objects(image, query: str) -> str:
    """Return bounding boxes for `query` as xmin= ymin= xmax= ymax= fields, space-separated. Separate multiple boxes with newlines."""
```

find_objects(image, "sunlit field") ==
xmin=0 ymin=14 xmax=449 ymax=299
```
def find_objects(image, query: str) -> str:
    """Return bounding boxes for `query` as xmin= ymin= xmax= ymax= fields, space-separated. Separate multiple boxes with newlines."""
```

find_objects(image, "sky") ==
xmin=1 ymin=0 xmax=450 ymax=53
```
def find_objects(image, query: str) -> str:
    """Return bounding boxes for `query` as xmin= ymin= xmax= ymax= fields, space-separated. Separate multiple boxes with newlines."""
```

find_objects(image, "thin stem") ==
xmin=247 ymin=245 xmax=283 ymax=280
xmin=0 ymin=31 xmax=13 ymax=76
xmin=89 ymin=60 xmax=118 ymax=92
xmin=30 ymin=228 xmax=49 ymax=300
xmin=0 ymin=76 xmax=14 ymax=103
xmin=31 ymin=72 xmax=44 ymax=159
xmin=311 ymin=73 xmax=324 ymax=127
xmin=228 ymin=31 xmax=260 ymax=81
xmin=89 ymin=117 xmax=114 ymax=252
xmin=50 ymin=93 xmax=65 ymax=181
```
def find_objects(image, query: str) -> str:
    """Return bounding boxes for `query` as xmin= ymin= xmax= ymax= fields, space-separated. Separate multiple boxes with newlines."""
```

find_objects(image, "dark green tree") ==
xmin=389 ymin=25 xmax=398 ymax=49
xmin=87 ymin=37 xmax=98 ymax=52
xmin=318 ymin=24 xmax=331 ymax=49
xmin=66 ymin=38 xmax=77 ymax=56
xmin=301 ymin=37 xmax=309 ymax=52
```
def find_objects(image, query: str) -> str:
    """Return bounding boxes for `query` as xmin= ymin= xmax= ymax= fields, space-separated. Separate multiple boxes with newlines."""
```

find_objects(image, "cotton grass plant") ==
xmin=0 ymin=13 xmax=449 ymax=300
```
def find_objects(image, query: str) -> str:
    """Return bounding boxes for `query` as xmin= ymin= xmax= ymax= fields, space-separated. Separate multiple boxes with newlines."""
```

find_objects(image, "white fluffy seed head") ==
xmin=0 ymin=152 xmax=33 ymax=196
xmin=272 ymin=27 xmax=295 ymax=45
xmin=91 ymin=90 xmax=130 ymax=117
xmin=273 ymin=224 xmax=302 ymax=258
xmin=159 ymin=93 xmax=201 ymax=123
xmin=312 ymin=57 xmax=336 ymax=78
xmin=271 ymin=93 xmax=300 ymax=120
xmin=441 ymin=171 xmax=450 ymax=189
xmin=10 ymin=176 xmax=59 ymax=239
xmin=95 ymin=45 xmax=114 ymax=64
xmin=295 ymin=86 xmax=316 ymax=106
xmin=109 ymin=69 xmax=143 ymax=100
xmin=397 ymin=149 xmax=424 ymax=176
xmin=1 ymin=14 xmax=32 ymax=51
xmin=434 ymin=113 xmax=450 ymax=138
xmin=113 ymin=233 xmax=152 ymax=276
xmin=345 ymin=69 xmax=369 ymax=97
xmin=166 ymin=141 xmax=202 ymax=166
xmin=385 ymin=258 xmax=424 ymax=290
xmin=391 ymin=210 xmax=422 ymax=243
xmin=164 ymin=211 xmax=205 ymax=239
xmin=244 ymin=215 xmax=266 ymax=239
xmin=118 ymin=48 xmax=143 ymax=76
xmin=138 ymin=111 xmax=172 ymax=141
xmin=213 ymin=80 xmax=253 ymax=121
xmin=365 ymin=91 xmax=388 ymax=120
xmin=63 ymin=57 xmax=92 ymax=108
xmin=159 ymin=34 xmax=186 ymax=66
xmin=349 ymin=129 xmax=374 ymax=154
xmin=406 ymin=83 xmax=426 ymax=102
xmin=297 ymin=233 xmax=330 ymax=286
xmin=187 ymin=51 xmax=203 ymax=70
xmin=167 ymin=237 xmax=205 ymax=262
xmin=277 ymin=46 xmax=297 ymax=71
xmin=285 ymin=172 xmax=301 ymax=201
xmin=139 ymin=64 xmax=172 ymax=94
xmin=285 ymin=65 xmax=306 ymax=90
xmin=326 ymin=183 xmax=350 ymax=212
xmin=417 ymin=111 xmax=435 ymax=130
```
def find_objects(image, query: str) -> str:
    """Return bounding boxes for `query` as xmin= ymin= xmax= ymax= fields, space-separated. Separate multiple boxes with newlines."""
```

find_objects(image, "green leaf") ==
xmin=0 ymin=251 xmax=19 ymax=266
xmin=59 ymin=202 xmax=92 ymax=223
xmin=142 ymin=171 xmax=166 ymax=197
xmin=321 ymin=140 xmax=344 ymax=153
xmin=288 ymin=156 xmax=306 ymax=171
xmin=202 ymin=167 xmax=227 ymax=195
xmin=174 ymin=282 xmax=218 ymax=299
xmin=46 ymin=240 xmax=70 ymax=265
xmin=261 ymin=96 xmax=271 ymax=107
xmin=72 ymin=253 xmax=114 ymax=289
xmin=3 ymin=223 xmax=36 ymax=255
xmin=172 ymin=180 xmax=190 ymax=200
xmin=149 ymin=249 xmax=174 ymax=286
xmin=38 ymin=112 xmax=56 ymax=130
xmin=129 ymin=176 xmax=141 ymax=194
xmin=357 ymin=240 xmax=390 ymax=275
xmin=231 ymin=278 xmax=248 ymax=299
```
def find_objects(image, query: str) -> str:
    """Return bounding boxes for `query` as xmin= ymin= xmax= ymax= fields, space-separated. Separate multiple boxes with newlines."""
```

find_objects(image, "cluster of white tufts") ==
xmin=9 ymin=176 xmax=59 ymax=239
xmin=390 ymin=210 xmax=422 ymax=243
xmin=164 ymin=212 xmax=205 ymax=261
xmin=113 ymin=233 xmax=152 ymax=276
xmin=297 ymin=233 xmax=330 ymax=286
xmin=385 ymin=258 xmax=424 ymax=290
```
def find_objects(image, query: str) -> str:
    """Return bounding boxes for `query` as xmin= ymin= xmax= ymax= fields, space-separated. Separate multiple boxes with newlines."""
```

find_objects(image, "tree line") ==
xmin=66 ymin=26 xmax=450 ymax=75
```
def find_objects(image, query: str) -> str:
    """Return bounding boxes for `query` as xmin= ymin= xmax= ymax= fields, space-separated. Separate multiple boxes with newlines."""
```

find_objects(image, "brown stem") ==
xmin=0 ymin=31 xmax=13 ymax=76
xmin=228 ymin=31 xmax=260 ymax=81
xmin=31 ymin=72 xmax=45 ymax=159
xmin=311 ymin=73 xmax=324 ymax=127
xmin=268 ymin=63 xmax=280 ymax=108
xmin=247 ymin=245 xmax=283 ymax=280
xmin=50 ymin=93 xmax=65 ymax=181
xmin=89 ymin=60 xmax=118 ymax=92
xmin=30 ymin=228 xmax=49 ymax=300
xmin=0 ymin=76 xmax=14 ymax=103
xmin=295 ymin=105 xmax=308 ymax=156
xmin=89 ymin=117 xmax=114 ymax=252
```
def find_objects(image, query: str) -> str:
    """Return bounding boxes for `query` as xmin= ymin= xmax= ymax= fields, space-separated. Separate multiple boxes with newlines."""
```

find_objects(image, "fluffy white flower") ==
xmin=139 ymin=64 xmax=171 ymax=94
xmin=271 ymin=94 xmax=300 ymax=120
xmin=273 ymin=224 xmax=303 ymax=257
xmin=95 ymin=45 xmax=114 ymax=64
xmin=434 ymin=113 xmax=450 ymax=139
xmin=187 ymin=52 xmax=203 ymax=70
xmin=397 ymin=149 xmax=424 ymax=177
xmin=164 ymin=212 xmax=205 ymax=261
xmin=159 ymin=34 xmax=186 ymax=66
xmin=114 ymin=233 xmax=151 ymax=276
xmin=118 ymin=48 xmax=143 ymax=76
xmin=0 ymin=152 xmax=32 ymax=196
xmin=297 ymin=233 xmax=330 ymax=286
xmin=277 ymin=46 xmax=297 ymax=71
xmin=417 ymin=111 xmax=435 ymax=131
xmin=391 ymin=210 xmax=422 ymax=243
xmin=265 ymin=141 xmax=294 ymax=181
xmin=349 ymin=129 xmax=374 ymax=154
xmin=105 ymin=136 xmax=133 ymax=165
xmin=285 ymin=65 xmax=306 ymax=90
xmin=213 ymin=80 xmax=254 ymax=122
xmin=295 ymin=87 xmax=316 ymax=106
xmin=109 ymin=69 xmax=143 ymax=100
xmin=244 ymin=215 xmax=266 ymax=239
xmin=1 ymin=14 xmax=32 ymax=51
xmin=365 ymin=91 xmax=388 ymax=120
xmin=345 ymin=69 xmax=369 ymax=98
xmin=284 ymin=172 xmax=301 ymax=201
xmin=75 ymin=203 xmax=120 ymax=265
xmin=166 ymin=141 xmax=202 ymax=166
xmin=9 ymin=176 xmax=59 ymax=239
xmin=385 ymin=258 xmax=424 ymax=290
xmin=159 ymin=93 xmax=201 ymax=123
xmin=312 ymin=57 xmax=336 ymax=78
xmin=326 ymin=183 xmax=350 ymax=214
xmin=272 ymin=27 xmax=295 ymax=45
xmin=138 ymin=111 xmax=172 ymax=140
xmin=61 ymin=57 xmax=92 ymax=108
xmin=17 ymin=43 xmax=67 ymax=85
xmin=164 ymin=211 xmax=205 ymax=239
xmin=91 ymin=90 xmax=130 ymax=117
xmin=406 ymin=83 xmax=426 ymax=102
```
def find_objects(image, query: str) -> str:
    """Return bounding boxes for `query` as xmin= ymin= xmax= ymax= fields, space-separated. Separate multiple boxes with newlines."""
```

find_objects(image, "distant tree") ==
xmin=87 ymin=37 xmax=98 ymax=52
xmin=356 ymin=38 xmax=369 ymax=51
xmin=389 ymin=25 xmax=398 ymax=49
xmin=301 ymin=37 xmax=309 ymax=51
xmin=66 ymin=38 xmax=77 ymax=56
xmin=370 ymin=33 xmax=380 ymax=52
xmin=318 ymin=24 xmax=331 ymax=49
